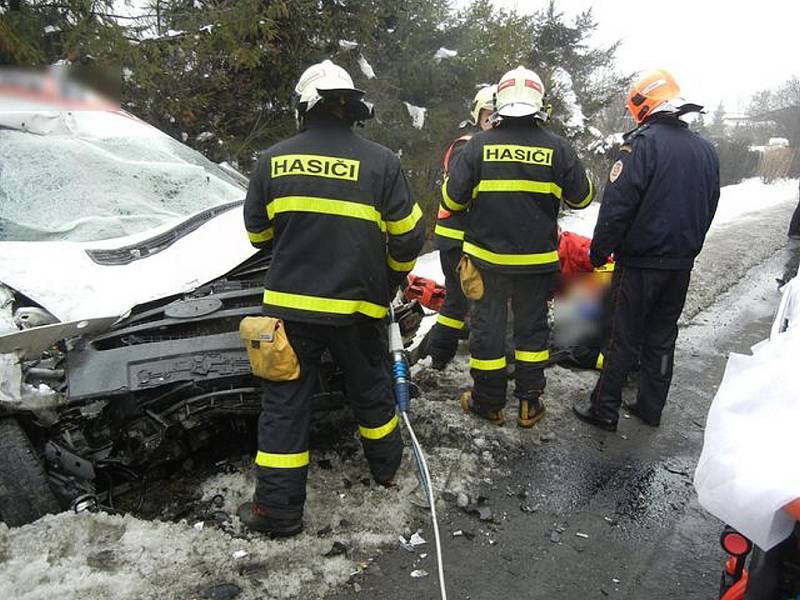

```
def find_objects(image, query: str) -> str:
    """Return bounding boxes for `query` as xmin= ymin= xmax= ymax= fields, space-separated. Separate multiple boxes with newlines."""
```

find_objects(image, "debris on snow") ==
xmin=338 ymin=40 xmax=359 ymax=51
xmin=433 ymin=47 xmax=458 ymax=63
xmin=357 ymin=55 xmax=375 ymax=79
xmin=403 ymin=102 xmax=427 ymax=130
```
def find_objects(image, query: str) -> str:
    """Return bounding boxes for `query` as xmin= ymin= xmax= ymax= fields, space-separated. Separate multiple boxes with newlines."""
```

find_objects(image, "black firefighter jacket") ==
xmin=243 ymin=114 xmax=425 ymax=325
xmin=444 ymin=118 xmax=594 ymax=274
xmin=434 ymin=132 xmax=473 ymax=252
xmin=590 ymin=116 xmax=720 ymax=270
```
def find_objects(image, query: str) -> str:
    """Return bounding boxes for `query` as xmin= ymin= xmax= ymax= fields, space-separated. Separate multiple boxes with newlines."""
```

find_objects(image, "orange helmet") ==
xmin=626 ymin=69 xmax=681 ymax=124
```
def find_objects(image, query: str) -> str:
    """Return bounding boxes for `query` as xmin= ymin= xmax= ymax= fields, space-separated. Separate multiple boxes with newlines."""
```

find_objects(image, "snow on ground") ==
xmin=0 ymin=431 xmax=480 ymax=600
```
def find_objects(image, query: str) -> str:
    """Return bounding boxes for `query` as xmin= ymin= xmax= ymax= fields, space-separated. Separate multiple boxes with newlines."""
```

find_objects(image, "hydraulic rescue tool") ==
xmin=389 ymin=305 xmax=447 ymax=600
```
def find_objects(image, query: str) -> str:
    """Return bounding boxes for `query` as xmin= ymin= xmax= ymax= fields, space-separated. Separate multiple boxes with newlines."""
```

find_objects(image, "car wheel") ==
xmin=0 ymin=417 xmax=61 ymax=526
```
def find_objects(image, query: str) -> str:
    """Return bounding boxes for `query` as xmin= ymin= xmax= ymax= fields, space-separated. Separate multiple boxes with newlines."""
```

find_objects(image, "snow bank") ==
xmin=557 ymin=178 xmax=799 ymax=240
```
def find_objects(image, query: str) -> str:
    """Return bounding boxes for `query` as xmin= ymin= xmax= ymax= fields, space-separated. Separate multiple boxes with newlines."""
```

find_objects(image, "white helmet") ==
xmin=469 ymin=84 xmax=497 ymax=126
xmin=295 ymin=59 xmax=364 ymax=114
xmin=495 ymin=66 xmax=545 ymax=118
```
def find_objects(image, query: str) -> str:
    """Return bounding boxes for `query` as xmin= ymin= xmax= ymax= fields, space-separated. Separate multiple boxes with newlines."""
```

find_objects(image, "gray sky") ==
xmin=453 ymin=0 xmax=800 ymax=113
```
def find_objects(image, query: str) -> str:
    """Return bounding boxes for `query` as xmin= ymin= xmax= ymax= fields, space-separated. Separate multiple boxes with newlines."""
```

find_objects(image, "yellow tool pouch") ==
xmin=239 ymin=316 xmax=300 ymax=381
xmin=457 ymin=255 xmax=484 ymax=301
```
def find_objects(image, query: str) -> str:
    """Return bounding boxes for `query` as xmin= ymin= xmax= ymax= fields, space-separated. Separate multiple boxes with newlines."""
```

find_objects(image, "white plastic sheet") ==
xmin=695 ymin=276 xmax=800 ymax=550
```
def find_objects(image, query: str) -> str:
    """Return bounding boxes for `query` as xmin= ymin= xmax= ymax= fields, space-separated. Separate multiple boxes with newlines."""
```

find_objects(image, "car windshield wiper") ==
xmin=85 ymin=200 xmax=243 ymax=266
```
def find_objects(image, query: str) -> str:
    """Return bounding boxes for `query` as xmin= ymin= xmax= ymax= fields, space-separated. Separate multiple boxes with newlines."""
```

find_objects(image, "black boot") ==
xmin=237 ymin=502 xmax=303 ymax=538
xmin=572 ymin=398 xmax=618 ymax=432
xmin=622 ymin=400 xmax=660 ymax=427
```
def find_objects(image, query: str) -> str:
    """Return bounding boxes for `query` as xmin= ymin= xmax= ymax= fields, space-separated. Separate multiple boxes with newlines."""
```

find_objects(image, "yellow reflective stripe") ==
xmin=247 ymin=227 xmax=274 ymax=243
xmin=476 ymin=179 xmax=563 ymax=199
xmin=595 ymin=352 xmax=604 ymax=370
xmin=565 ymin=176 xmax=594 ymax=209
xmin=463 ymin=241 xmax=559 ymax=267
xmin=437 ymin=314 xmax=465 ymax=330
xmin=515 ymin=349 xmax=550 ymax=363
xmin=267 ymin=196 xmax=386 ymax=231
xmin=359 ymin=414 xmax=399 ymax=440
xmin=441 ymin=178 xmax=466 ymax=212
xmin=263 ymin=290 xmax=388 ymax=319
xmin=469 ymin=356 xmax=507 ymax=371
xmin=255 ymin=450 xmax=309 ymax=469
xmin=386 ymin=203 xmax=423 ymax=235
xmin=387 ymin=254 xmax=417 ymax=272
xmin=434 ymin=223 xmax=465 ymax=241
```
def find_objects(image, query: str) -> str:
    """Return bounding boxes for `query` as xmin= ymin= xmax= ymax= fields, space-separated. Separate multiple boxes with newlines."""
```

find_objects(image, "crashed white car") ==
xmin=0 ymin=77 xmax=421 ymax=526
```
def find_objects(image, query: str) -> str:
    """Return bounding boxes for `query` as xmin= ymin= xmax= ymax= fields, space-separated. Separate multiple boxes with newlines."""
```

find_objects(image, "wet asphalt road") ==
xmin=329 ymin=237 xmax=800 ymax=600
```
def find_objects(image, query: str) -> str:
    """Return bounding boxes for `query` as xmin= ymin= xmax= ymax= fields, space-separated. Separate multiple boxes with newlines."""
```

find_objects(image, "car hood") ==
xmin=0 ymin=204 xmax=258 ymax=323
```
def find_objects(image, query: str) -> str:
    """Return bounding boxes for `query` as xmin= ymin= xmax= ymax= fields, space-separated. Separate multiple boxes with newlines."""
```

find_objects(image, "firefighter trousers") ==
xmin=428 ymin=247 xmax=470 ymax=363
xmin=469 ymin=270 xmax=555 ymax=412
xmin=589 ymin=265 xmax=691 ymax=423
xmin=254 ymin=319 xmax=402 ymax=519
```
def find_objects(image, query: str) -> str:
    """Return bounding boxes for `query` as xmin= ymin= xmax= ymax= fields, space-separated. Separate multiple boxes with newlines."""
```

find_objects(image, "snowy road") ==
xmin=0 ymin=181 xmax=798 ymax=600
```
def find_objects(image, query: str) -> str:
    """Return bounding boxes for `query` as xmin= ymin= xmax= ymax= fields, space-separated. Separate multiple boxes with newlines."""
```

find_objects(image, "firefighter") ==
xmin=572 ymin=69 xmax=720 ymax=432
xmin=444 ymin=66 xmax=594 ymax=428
xmin=424 ymin=85 xmax=496 ymax=370
xmin=239 ymin=60 xmax=425 ymax=536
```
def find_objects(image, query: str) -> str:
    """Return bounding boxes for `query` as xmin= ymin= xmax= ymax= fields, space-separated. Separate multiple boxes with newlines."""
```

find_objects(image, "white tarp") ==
xmin=695 ymin=275 xmax=800 ymax=550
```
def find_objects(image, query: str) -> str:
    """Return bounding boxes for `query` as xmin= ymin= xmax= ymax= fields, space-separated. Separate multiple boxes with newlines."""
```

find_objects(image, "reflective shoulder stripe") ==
xmin=463 ymin=241 xmax=559 ymax=267
xmin=437 ymin=314 xmax=465 ymax=330
xmin=434 ymin=223 xmax=465 ymax=241
xmin=386 ymin=203 xmax=423 ymax=235
xmin=469 ymin=356 xmax=507 ymax=371
xmin=476 ymin=179 xmax=563 ymax=199
xmin=359 ymin=414 xmax=399 ymax=440
xmin=255 ymin=450 xmax=309 ymax=469
xmin=595 ymin=352 xmax=605 ymax=370
xmin=267 ymin=196 xmax=386 ymax=231
xmin=247 ymin=227 xmax=274 ymax=244
xmin=263 ymin=290 xmax=388 ymax=319
xmin=441 ymin=178 xmax=466 ymax=212
xmin=564 ymin=176 xmax=594 ymax=209
xmin=443 ymin=134 xmax=473 ymax=171
xmin=515 ymin=349 xmax=550 ymax=363
xmin=387 ymin=254 xmax=417 ymax=272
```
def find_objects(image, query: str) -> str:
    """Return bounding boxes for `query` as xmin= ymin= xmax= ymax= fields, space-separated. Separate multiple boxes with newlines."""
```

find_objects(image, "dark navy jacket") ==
xmin=590 ymin=116 xmax=720 ymax=270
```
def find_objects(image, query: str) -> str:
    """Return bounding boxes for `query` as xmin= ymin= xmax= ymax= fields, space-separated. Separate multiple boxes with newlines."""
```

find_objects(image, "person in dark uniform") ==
xmin=425 ymin=84 xmax=496 ymax=370
xmin=239 ymin=60 xmax=424 ymax=536
xmin=573 ymin=69 xmax=720 ymax=432
xmin=789 ymin=179 xmax=800 ymax=240
xmin=444 ymin=66 xmax=594 ymax=428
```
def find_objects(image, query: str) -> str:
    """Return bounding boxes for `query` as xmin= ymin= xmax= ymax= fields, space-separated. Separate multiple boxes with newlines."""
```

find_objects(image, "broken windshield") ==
xmin=0 ymin=112 xmax=245 ymax=242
